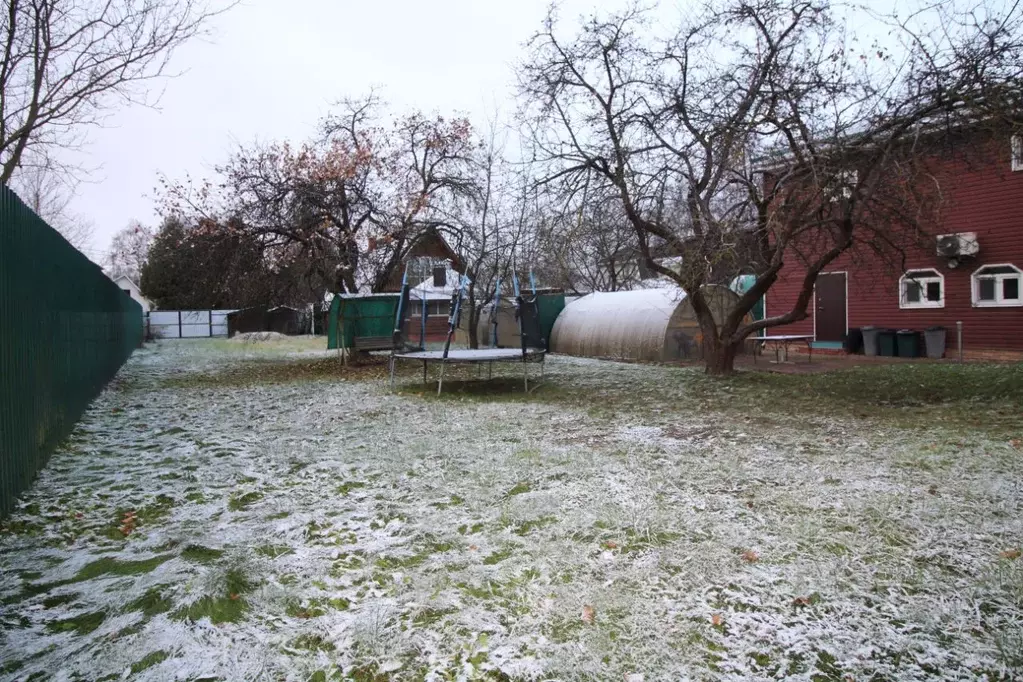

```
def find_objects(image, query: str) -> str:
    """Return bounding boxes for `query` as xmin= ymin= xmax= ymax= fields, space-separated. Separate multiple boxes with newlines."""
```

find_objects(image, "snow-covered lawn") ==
xmin=1 ymin=339 xmax=1021 ymax=681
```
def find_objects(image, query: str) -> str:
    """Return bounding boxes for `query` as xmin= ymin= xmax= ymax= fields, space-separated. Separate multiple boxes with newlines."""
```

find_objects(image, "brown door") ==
xmin=815 ymin=273 xmax=847 ymax=343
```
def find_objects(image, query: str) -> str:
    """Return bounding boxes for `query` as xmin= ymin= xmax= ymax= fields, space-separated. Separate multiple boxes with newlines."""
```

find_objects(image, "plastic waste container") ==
xmin=861 ymin=326 xmax=880 ymax=356
xmin=896 ymin=329 xmax=921 ymax=358
xmin=877 ymin=328 xmax=898 ymax=357
xmin=859 ymin=327 xmax=883 ymax=357
xmin=844 ymin=327 xmax=864 ymax=354
xmin=924 ymin=326 xmax=946 ymax=359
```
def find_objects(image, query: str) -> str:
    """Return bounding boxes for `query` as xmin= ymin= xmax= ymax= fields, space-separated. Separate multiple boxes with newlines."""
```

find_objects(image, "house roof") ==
xmin=410 ymin=267 xmax=462 ymax=301
xmin=113 ymin=274 xmax=141 ymax=290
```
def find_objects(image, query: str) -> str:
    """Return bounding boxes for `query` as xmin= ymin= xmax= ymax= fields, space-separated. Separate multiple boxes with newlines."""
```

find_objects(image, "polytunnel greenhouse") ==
xmin=550 ymin=285 xmax=740 ymax=362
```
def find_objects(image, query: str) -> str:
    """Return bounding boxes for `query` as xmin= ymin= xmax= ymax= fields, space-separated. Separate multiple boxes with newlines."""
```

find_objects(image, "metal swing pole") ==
xmin=513 ymin=270 xmax=529 ymax=392
xmin=438 ymin=274 xmax=469 ymax=395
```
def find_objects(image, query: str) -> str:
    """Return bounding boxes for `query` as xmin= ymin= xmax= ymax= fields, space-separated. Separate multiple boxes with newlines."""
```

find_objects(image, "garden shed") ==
xmin=475 ymin=292 xmax=566 ymax=349
xmin=550 ymin=285 xmax=739 ymax=362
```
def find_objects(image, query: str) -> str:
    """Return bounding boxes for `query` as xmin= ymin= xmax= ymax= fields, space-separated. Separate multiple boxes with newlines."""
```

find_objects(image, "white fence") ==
xmin=147 ymin=310 xmax=236 ymax=339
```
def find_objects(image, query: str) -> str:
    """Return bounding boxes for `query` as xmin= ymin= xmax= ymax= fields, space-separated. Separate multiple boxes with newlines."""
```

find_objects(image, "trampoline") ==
xmin=388 ymin=272 xmax=547 ymax=395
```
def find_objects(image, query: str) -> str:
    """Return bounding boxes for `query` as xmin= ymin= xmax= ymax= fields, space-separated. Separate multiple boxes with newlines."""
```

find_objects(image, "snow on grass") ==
xmin=0 ymin=340 xmax=1021 ymax=680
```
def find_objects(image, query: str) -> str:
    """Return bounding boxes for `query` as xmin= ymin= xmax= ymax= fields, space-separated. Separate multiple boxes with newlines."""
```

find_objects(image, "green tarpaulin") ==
xmin=327 ymin=294 xmax=401 ymax=350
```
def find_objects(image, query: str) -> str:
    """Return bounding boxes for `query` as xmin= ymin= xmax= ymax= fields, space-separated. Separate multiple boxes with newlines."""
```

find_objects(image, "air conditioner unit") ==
xmin=936 ymin=232 xmax=979 ymax=258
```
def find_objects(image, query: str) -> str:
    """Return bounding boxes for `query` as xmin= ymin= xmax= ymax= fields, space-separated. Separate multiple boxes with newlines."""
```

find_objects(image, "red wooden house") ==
xmin=767 ymin=130 xmax=1023 ymax=358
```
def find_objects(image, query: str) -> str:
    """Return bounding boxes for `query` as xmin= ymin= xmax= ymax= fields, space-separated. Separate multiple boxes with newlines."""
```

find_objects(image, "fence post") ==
xmin=178 ymin=310 xmax=182 ymax=339
xmin=209 ymin=310 xmax=213 ymax=337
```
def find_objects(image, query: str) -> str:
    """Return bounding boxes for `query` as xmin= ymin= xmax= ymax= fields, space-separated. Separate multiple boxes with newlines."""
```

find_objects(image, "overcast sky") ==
xmin=64 ymin=0 xmax=905 ymax=264
xmin=63 ymin=0 xmax=641 ymax=263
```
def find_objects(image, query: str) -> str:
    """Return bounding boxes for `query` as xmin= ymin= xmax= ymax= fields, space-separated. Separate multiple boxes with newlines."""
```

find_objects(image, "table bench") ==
xmin=753 ymin=335 xmax=814 ymax=364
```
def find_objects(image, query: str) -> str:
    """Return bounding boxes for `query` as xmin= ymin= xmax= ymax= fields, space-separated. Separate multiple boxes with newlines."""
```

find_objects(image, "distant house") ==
xmin=379 ymin=231 xmax=463 ymax=344
xmin=406 ymin=266 xmax=461 ymax=343
xmin=767 ymin=128 xmax=1023 ymax=358
xmin=227 ymin=306 xmax=306 ymax=337
xmin=378 ymin=230 xmax=463 ymax=292
xmin=112 ymin=275 xmax=151 ymax=313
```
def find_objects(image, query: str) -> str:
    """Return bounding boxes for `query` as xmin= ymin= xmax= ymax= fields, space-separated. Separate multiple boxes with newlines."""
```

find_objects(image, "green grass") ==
xmin=126 ymin=586 xmax=174 ymax=617
xmin=73 ymin=554 xmax=173 ymax=582
xmin=181 ymin=545 xmax=225 ymax=564
xmin=45 ymin=610 xmax=106 ymax=635
xmin=130 ymin=650 xmax=170 ymax=675
xmin=227 ymin=491 xmax=263 ymax=512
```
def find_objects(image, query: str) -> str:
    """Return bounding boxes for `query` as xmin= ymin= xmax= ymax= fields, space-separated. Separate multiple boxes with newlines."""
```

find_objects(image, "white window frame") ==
xmin=971 ymin=263 xmax=1023 ymax=307
xmin=1012 ymin=134 xmax=1023 ymax=172
xmin=899 ymin=269 xmax=944 ymax=309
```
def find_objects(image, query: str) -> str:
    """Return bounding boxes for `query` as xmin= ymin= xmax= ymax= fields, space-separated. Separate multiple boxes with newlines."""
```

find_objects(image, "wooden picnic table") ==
xmin=753 ymin=335 xmax=815 ymax=364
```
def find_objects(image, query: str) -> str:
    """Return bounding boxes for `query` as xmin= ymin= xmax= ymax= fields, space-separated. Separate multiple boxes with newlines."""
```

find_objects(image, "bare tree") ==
xmin=521 ymin=0 xmax=1023 ymax=374
xmin=445 ymin=126 xmax=536 ymax=348
xmin=532 ymin=187 xmax=642 ymax=294
xmin=0 ymin=0 xmax=233 ymax=184
xmin=160 ymin=96 xmax=478 ymax=295
xmin=8 ymin=153 xmax=93 ymax=249
xmin=107 ymin=220 xmax=153 ymax=282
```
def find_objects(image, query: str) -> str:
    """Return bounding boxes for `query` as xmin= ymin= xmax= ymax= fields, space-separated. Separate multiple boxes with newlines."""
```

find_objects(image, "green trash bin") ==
xmin=877 ymin=328 xmax=898 ymax=357
xmin=896 ymin=329 xmax=921 ymax=358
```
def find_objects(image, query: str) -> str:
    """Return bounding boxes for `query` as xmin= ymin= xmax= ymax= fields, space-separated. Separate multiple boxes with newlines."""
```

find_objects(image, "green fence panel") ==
xmin=0 ymin=184 xmax=142 ymax=517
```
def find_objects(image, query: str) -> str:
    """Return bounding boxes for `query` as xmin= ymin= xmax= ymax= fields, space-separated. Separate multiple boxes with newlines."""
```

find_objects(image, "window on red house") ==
xmin=972 ymin=264 xmax=1023 ymax=307
xmin=899 ymin=269 xmax=943 ymax=309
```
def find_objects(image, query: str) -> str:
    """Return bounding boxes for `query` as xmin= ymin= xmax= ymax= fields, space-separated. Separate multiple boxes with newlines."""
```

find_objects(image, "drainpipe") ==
xmin=956 ymin=320 xmax=963 ymax=363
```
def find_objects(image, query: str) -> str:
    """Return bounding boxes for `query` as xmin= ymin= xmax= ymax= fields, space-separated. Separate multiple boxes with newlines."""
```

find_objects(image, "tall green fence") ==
xmin=0 ymin=184 xmax=142 ymax=516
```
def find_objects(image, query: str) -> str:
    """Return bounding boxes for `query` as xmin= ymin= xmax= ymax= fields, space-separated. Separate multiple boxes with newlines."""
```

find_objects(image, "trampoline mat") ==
xmin=393 ymin=348 xmax=545 ymax=362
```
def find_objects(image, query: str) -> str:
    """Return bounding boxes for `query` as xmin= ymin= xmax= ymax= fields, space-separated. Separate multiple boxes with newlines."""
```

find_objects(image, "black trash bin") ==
xmin=896 ymin=329 xmax=921 ymax=358
xmin=924 ymin=326 xmax=947 ymax=359
xmin=877 ymin=328 xmax=898 ymax=357
xmin=861 ymin=326 xmax=880 ymax=356
xmin=844 ymin=327 xmax=864 ymax=354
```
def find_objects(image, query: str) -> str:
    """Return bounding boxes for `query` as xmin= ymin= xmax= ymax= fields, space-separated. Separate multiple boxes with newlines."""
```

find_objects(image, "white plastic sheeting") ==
xmin=551 ymin=287 xmax=688 ymax=362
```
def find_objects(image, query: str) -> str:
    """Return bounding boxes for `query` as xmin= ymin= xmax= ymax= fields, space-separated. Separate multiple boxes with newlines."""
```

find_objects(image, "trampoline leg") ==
xmin=523 ymin=361 xmax=528 ymax=393
xmin=438 ymin=362 xmax=445 ymax=396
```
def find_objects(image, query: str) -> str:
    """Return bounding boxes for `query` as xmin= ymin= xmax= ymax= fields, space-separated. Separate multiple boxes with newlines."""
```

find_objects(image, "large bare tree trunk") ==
xmin=704 ymin=339 xmax=742 ymax=376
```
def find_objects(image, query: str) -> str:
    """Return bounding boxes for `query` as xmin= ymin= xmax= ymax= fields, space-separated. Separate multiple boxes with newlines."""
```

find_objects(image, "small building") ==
xmin=476 ymin=291 xmax=567 ymax=349
xmin=112 ymin=275 xmax=151 ymax=313
xmin=767 ymin=129 xmax=1023 ymax=357
xmin=550 ymin=286 xmax=739 ymax=362
xmin=227 ymin=306 xmax=306 ymax=337
xmin=405 ymin=266 xmax=459 ymax=343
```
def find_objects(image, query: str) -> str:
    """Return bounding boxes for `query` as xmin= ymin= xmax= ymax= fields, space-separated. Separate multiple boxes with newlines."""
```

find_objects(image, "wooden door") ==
xmin=814 ymin=273 xmax=847 ymax=343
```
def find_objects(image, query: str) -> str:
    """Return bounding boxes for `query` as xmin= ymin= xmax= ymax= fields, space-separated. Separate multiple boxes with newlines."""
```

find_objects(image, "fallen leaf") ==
xmin=581 ymin=605 xmax=596 ymax=624
xmin=793 ymin=596 xmax=811 ymax=606
xmin=1010 ymin=439 xmax=1022 ymax=449
xmin=468 ymin=544 xmax=478 ymax=551
xmin=229 ymin=593 xmax=240 ymax=601
xmin=711 ymin=613 xmax=723 ymax=627
xmin=603 ymin=541 xmax=618 ymax=549
xmin=927 ymin=484 xmax=938 ymax=495
xmin=1000 ymin=549 xmax=1021 ymax=560
xmin=740 ymin=550 xmax=759 ymax=563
